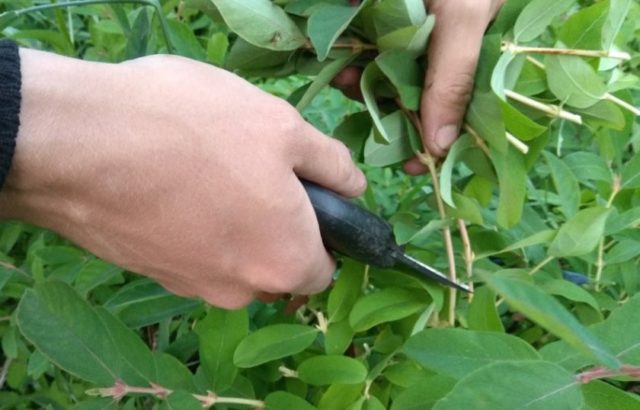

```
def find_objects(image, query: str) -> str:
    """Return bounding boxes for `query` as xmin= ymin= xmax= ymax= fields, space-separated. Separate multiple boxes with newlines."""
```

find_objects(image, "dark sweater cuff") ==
xmin=0 ymin=40 xmax=21 ymax=191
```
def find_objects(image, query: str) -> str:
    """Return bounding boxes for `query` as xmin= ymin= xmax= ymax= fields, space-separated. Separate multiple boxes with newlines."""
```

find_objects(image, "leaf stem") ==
xmin=506 ymin=132 xmax=530 ymax=154
xmin=595 ymin=175 xmax=620 ymax=291
xmin=529 ymin=255 xmax=554 ymax=276
xmin=502 ymin=42 xmax=631 ymax=60
xmin=0 ymin=359 xmax=11 ymax=390
xmin=505 ymin=90 xmax=583 ymax=125
xmin=604 ymin=93 xmax=640 ymax=116
xmin=457 ymin=219 xmax=475 ymax=298
xmin=463 ymin=124 xmax=491 ymax=157
xmin=0 ymin=0 xmax=174 ymax=53
xmin=577 ymin=365 xmax=640 ymax=384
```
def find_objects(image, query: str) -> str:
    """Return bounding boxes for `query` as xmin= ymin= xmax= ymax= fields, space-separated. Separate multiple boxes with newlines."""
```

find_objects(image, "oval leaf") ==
xmin=298 ymin=355 xmax=367 ymax=386
xmin=233 ymin=324 xmax=318 ymax=368
xmin=349 ymin=287 xmax=428 ymax=332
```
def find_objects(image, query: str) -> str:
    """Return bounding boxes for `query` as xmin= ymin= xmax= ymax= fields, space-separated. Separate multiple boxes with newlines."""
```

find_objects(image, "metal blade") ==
xmin=396 ymin=253 xmax=471 ymax=293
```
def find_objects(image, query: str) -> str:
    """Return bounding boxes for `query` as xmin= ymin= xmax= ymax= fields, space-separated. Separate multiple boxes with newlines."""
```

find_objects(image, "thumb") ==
xmin=291 ymin=121 xmax=366 ymax=198
xmin=420 ymin=1 xmax=492 ymax=157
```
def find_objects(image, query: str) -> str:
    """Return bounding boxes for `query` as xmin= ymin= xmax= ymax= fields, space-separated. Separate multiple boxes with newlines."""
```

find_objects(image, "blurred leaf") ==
xmin=467 ymin=287 xmax=505 ymax=332
xmin=166 ymin=19 xmax=206 ymax=60
xmin=124 ymin=8 xmax=150 ymax=59
xmin=541 ymin=279 xmax=599 ymax=310
xmin=404 ymin=329 xmax=539 ymax=379
xmin=325 ymin=319 xmax=354 ymax=355
xmin=333 ymin=111 xmax=372 ymax=155
xmin=577 ymin=100 xmax=625 ymax=130
xmin=439 ymin=134 xmax=476 ymax=208
xmin=349 ymin=287 xmax=428 ymax=332
xmin=558 ymin=1 xmax=608 ymax=49
xmin=542 ymin=151 xmax=580 ymax=218
xmin=542 ymin=294 xmax=640 ymax=370
xmin=514 ymin=60 xmax=547 ymax=95
xmin=605 ymin=239 xmax=640 ymax=264
xmin=211 ymin=0 xmax=305 ymax=50
xmin=545 ymin=55 xmax=606 ymax=109
xmin=104 ymin=280 xmax=201 ymax=328
xmin=433 ymin=361 xmax=582 ymax=409
xmin=376 ymin=16 xmax=434 ymax=57
xmin=500 ymin=100 xmax=547 ymax=141
xmin=483 ymin=273 xmax=619 ymax=369
xmin=492 ymin=147 xmax=526 ymax=228
xmin=364 ymin=111 xmax=418 ymax=166
xmin=514 ymin=0 xmax=575 ymax=42
xmin=361 ymin=62 xmax=391 ymax=143
xmin=391 ymin=376 xmax=456 ymax=410
xmin=226 ymin=38 xmax=292 ymax=71
xmin=328 ymin=260 xmax=365 ymax=323
xmin=207 ymin=32 xmax=229 ymax=66
xmin=602 ymin=0 xmax=633 ymax=50
xmin=563 ymin=152 xmax=612 ymax=184
xmin=466 ymin=92 xmax=507 ymax=152
xmin=160 ymin=391 xmax=201 ymax=410
xmin=233 ymin=324 xmax=318 ymax=368
xmin=621 ymin=153 xmax=640 ymax=189
xmin=296 ymin=55 xmax=355 ymax=111
xmin=582 ymin=380 xmax=640 ymax=409
xmin=308 ymin=0 xmax=370 ymax=61
xmin=71 ymin=398 xmax=118 ymax=410
xmin=264 ymin=391 xmax=317 ymax=410
xmin=298 ymin=355 xmax=367 ymax=385
xmin=195 ymin=308 xmax=248 ymax=392
xmin=371 ymin=0 xmax=426 ymax=36
xmin=376 ymin=50 xmax=422 ymax=110
xmin=548 ymin=207 xmax=611 ymax=257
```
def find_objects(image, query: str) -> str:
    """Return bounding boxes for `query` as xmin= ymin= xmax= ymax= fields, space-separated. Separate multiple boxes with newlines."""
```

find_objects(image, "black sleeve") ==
xmin=0 ymin=39 xmax=21 ymax=191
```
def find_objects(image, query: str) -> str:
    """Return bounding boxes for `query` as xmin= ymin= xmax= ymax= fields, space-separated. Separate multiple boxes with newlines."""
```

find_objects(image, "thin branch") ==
xmin=595 ymin=175 xmax=620 ymax=291
xmin=505 ymin=90 xmax=583 ymax=125
xmin=457 ymin=220 xmax=475 ymax=298
xmin=503 ymin=42 xmax=631 ymax=60
xmin=577 ymin=365 xmax=640 ymax=384
xmin=605 ymin=93 xmax=640 ymax=116
xmin=506 ymin=132 xmax=530 ymax=154
xmin=463 ymin=124 xmax=491 ymax=157
xmin=0 ymin=359 xmax=12 ymax=390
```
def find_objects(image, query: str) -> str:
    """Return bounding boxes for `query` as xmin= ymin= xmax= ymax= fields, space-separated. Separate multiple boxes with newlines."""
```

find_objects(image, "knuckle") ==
xmin=434 ymin=72 xmax=475 ymax=109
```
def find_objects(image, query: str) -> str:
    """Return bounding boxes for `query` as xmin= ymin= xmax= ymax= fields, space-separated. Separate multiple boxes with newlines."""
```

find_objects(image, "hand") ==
xmin=405 ymin=0 xmax=504 ymax=173
xmin=0 ymin=49 xmax=366 ymax=308
xmin=333 ymin=0 xmax=504 ymax=171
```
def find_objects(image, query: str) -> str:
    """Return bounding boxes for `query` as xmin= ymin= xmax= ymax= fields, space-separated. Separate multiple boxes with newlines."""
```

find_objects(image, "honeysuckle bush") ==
xmin=0 ymin=0 xmax=639 ymax=408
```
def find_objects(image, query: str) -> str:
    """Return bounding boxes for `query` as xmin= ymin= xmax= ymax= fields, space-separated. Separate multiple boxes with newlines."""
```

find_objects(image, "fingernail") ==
xmin=434 ymin=125 xmax=459 ymax=153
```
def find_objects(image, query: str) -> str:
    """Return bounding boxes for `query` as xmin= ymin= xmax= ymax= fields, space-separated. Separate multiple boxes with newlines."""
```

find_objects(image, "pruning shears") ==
xmin=302 ymin=181 xmax=470 ymax=292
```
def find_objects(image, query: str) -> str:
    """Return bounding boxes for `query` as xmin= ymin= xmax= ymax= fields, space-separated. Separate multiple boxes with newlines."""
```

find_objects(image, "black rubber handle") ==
xmin=302 ymin=180 xmax=470 ymax=292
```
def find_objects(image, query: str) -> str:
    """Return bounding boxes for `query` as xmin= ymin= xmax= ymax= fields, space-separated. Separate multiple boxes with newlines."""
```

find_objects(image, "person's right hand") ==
xmin=0 ymin=49 xmax=366 ymax=308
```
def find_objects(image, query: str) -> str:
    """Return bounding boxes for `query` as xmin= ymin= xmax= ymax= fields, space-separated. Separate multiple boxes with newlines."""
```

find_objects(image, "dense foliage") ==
xmin=0 ymin=0 xmax=639 ymax=408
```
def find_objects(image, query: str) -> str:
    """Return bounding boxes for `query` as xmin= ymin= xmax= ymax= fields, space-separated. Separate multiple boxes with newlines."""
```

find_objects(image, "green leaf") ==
xmin=433 ymin=361 xmax=582 ymax=409
xmin=514 ymin=59 xmax=547 ymax=96
xmin=577 ymin=100 xmax=625 ymax=130
xmin=602 ymin=0 xmax=633 ymax=50
xmin=403 ymin=329 xmax=539 ymax=379
xmin=548 ymin=206 xmax=611 ymax=257
xmin=296 ymin=55 xmax=355 ymax=111
xmin=467 ymin=287 xmax=505 ymax=332
xmin=376 ymin=50 xmax=422 ymax=110
xmin=582 ymin=380 xmax=640 ymax=410
xmin=477 ymin=229 xmax=557 ymax=259
xmin=349 ymin=287 xmax=428 ymax=332
xmin=153 ymin=352 xmax=196 ymax=391
xmin=514 ymin=0 xmax=576 ymax=43
xmin=491 ymin=147 xmax=526 ymax=228
xmin=333 ymin=111 xmax=372 ymax=155
xmin=439 ymin=134 xmax=476 ymax=208
xmin=482 ymin=273 xmax=620 ymax=369
xmin=371 ymin=0 xmax=427 ymax=37
xmin=542 ymin=294 xmax=640 ymax=370
xmin=35 ymin=246 xmax=85 ymax=266
xmin=545 ymin=55 xmax=607 ymax=109
xmin=74 ymin=260 xmax=123 ymax=297
xmin=318 ymin=383 xmax=364 ymax=410
xmin=226 ymin=38 xmax=293 ymax=71
xmin=325 ymin=319 xmax=354 ymax=355
xmin=298 ymin=355 xmax=367 ymax=386
xmin=376 ymin=16 xmax=435 ymax=58
xmin=360 ymin=62 xmax=391 ymax=143
xmin=160 ymin=391 xmax=202 ymax=410
xmin=500 ymin=100 xmax=547 ymax=141
xmin=166 ymin=19 xmax=207 ymax=60
xmin=264 ymin=391 xmax=317 ymax=410
xmin=308 ymin=0 xmax=370 ymax=61
xmin=16 ymin=281 xmax=160 ymax=386
xmin=558 ymin=1 xmax=608 ymax=50
xmin=364 ymin=111 xmax=418 ymax=166
xmin=124 ymin=8 xmax=150 ymax=59
xmin=391 ymin=376 xmax=456 ymax=410
xmin=195 ymin=308 xmax=248 ymax=392
xmin=466 ymin=92 xmax=507 ymax=152
xmin=207 ymin=32 xmax=229 ymax=66
xmin=328 ymin=260 xmax=365 ymax=323
xmin=541 ymin=279 xmax=599 ymax=310
xmin=211 ymin=0 xmax=305 ymax=51
xmin=233 ymin=324 xmax=318 ymax=368
xmin=71 ymin=398 xmax=118 ymax=410
xmin=605 ymin=239 xmax=640 ymax=264
xmin=563 ymin=152 xmax=613 ymax=184
xmin=542 ymin=151 xmax=580 ymax=218
xmin=104 ymin=279 xmax=201 ymax=328
xmin=621 ymin=153 xmax=640 ymax=189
